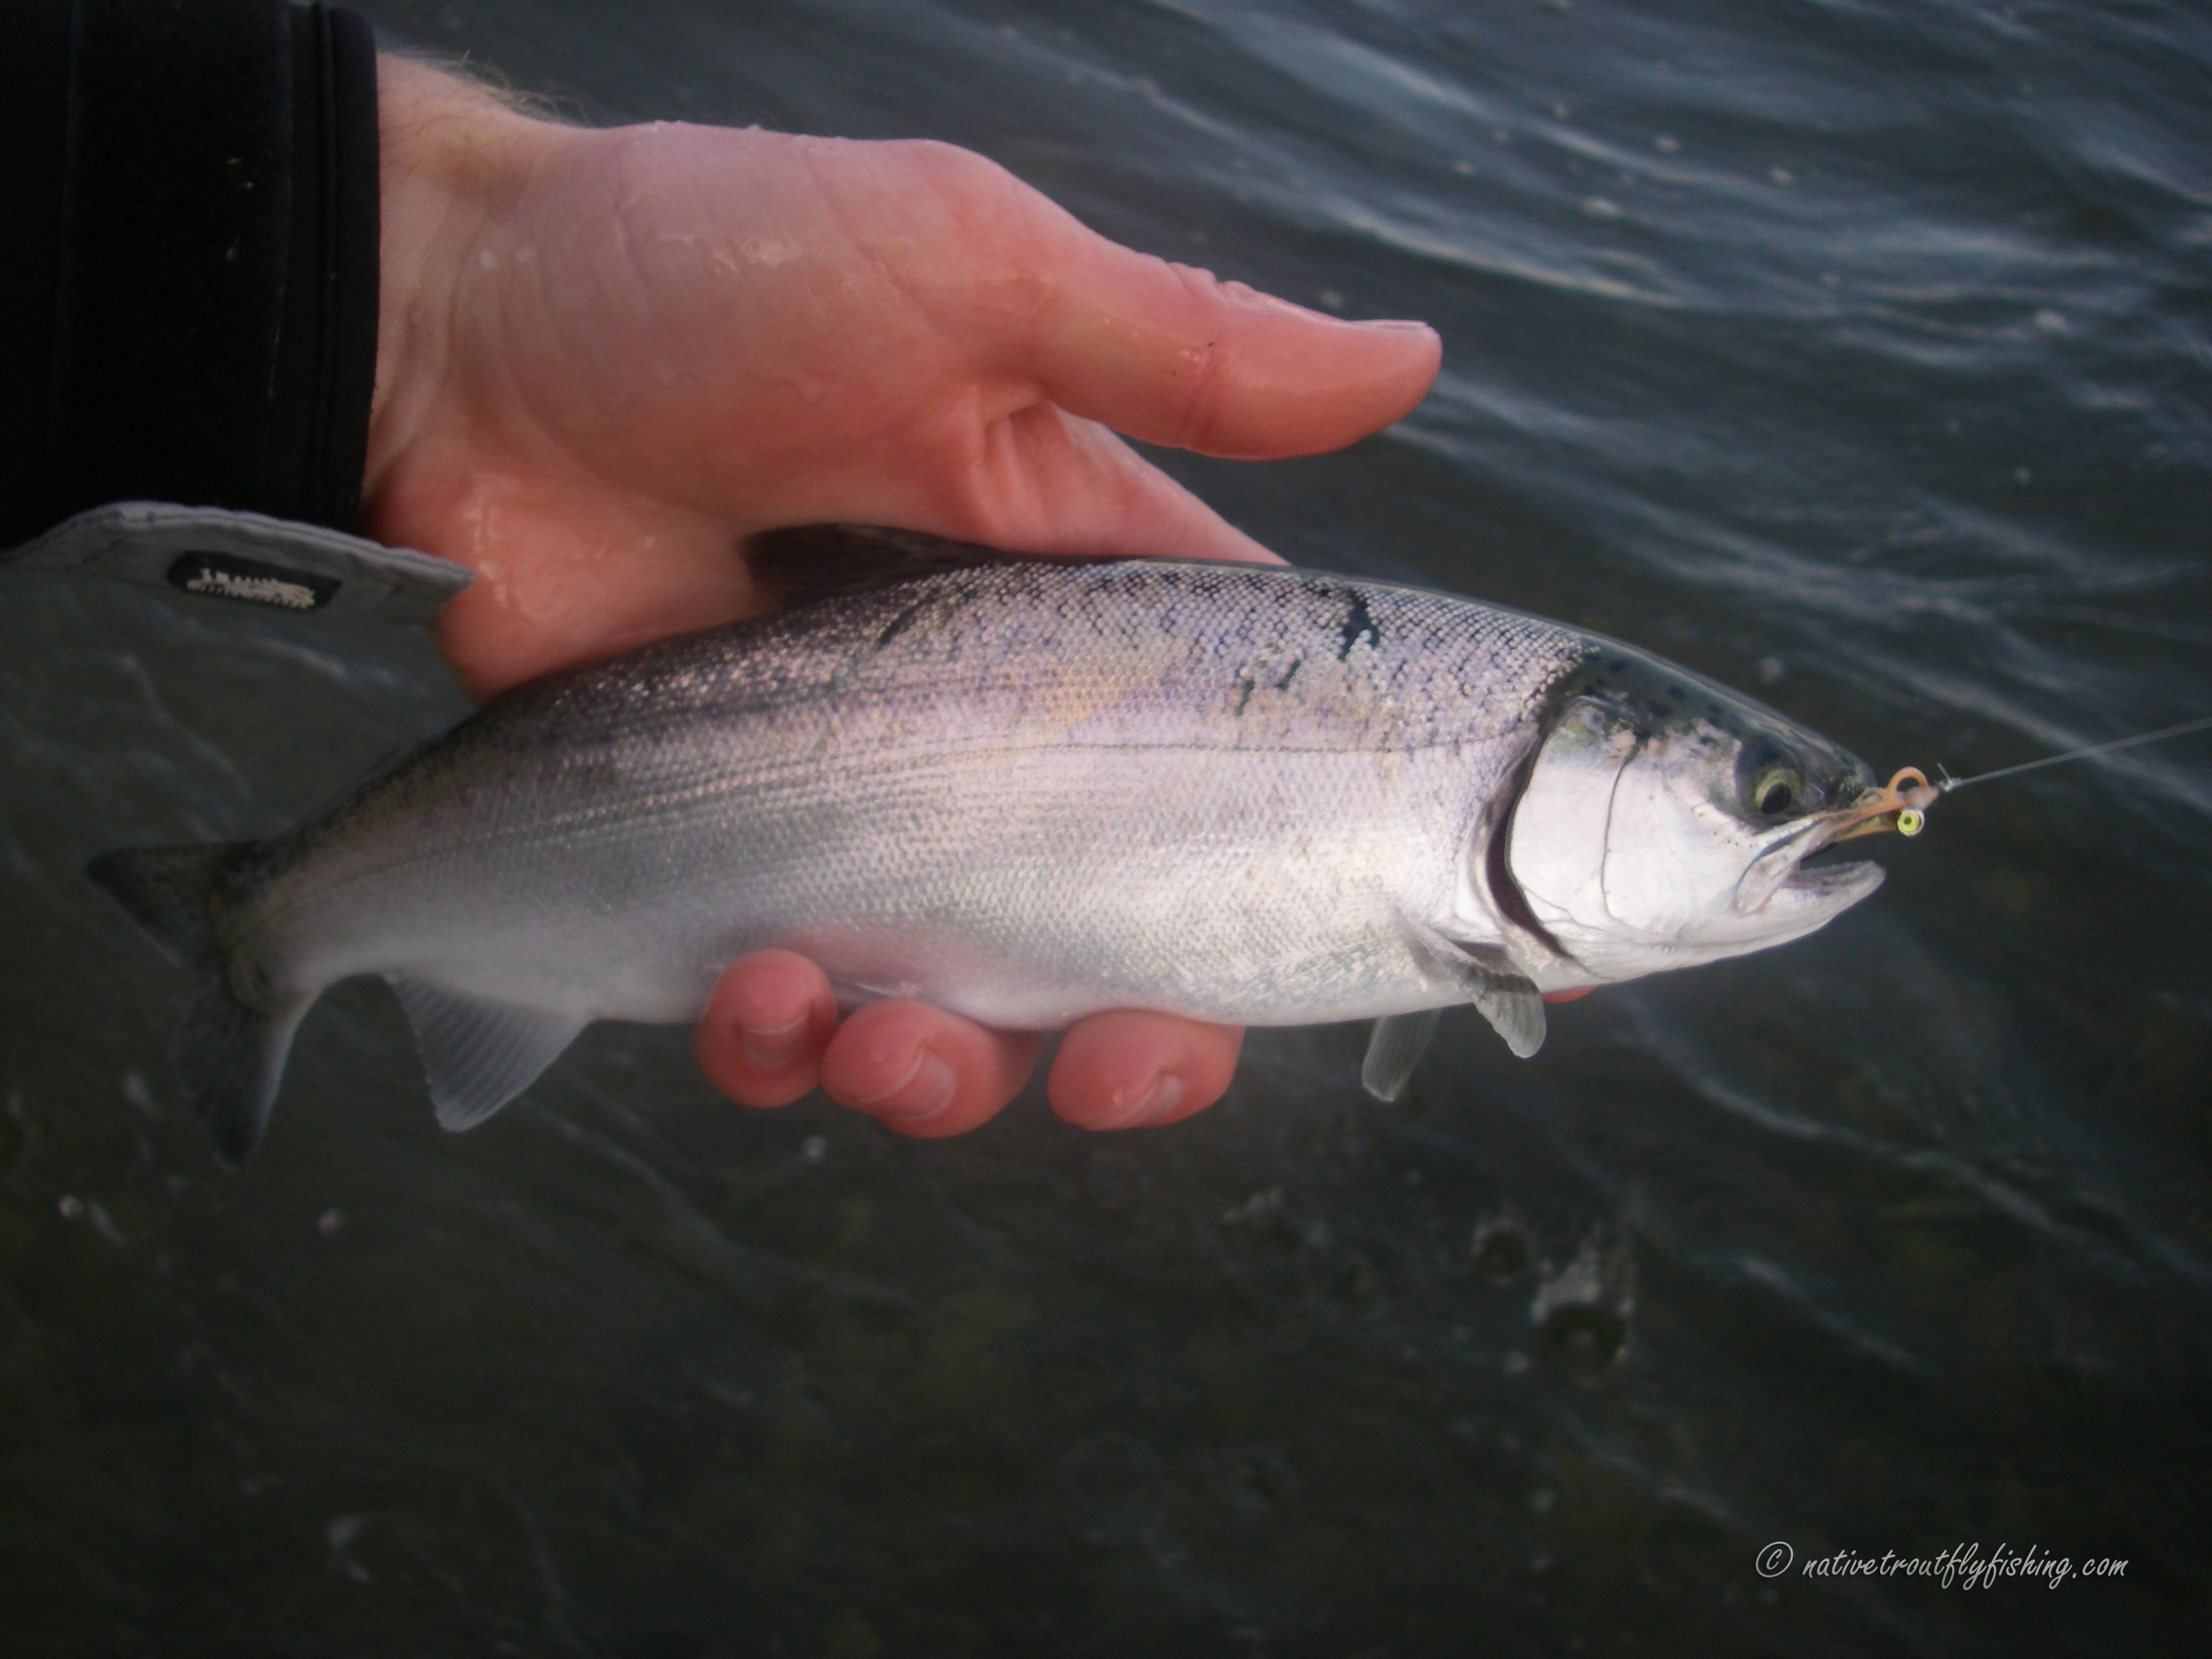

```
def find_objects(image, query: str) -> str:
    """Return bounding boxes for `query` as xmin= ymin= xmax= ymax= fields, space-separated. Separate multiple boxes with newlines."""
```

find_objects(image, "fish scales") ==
xmin=247 ymin=559 xmax=1588 ymax=1019
xmin=88 ymin=529 xmax=1889 ymax=1163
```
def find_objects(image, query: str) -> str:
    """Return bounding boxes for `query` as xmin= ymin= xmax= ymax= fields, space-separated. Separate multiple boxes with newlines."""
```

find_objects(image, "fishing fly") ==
xmin=1835 ymin=713 xmax=2212 ymax=841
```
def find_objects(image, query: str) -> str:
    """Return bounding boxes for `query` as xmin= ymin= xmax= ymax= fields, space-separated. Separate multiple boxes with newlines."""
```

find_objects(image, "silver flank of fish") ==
xmin=89 ymin=528 xmax=1888 ymax=1164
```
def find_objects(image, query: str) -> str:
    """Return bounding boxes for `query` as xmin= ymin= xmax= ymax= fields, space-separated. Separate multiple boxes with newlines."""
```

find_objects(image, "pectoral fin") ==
xmin=1466 ymin=974 xmax=1546 ymax=1058
xmin=1403 ymin=919 xmax=1549 ymax=1060
xmin=387 ymin=978 xmax=588 ymax=1131
xmin=1362 ymin=1010 xmax=1442 ymax=1102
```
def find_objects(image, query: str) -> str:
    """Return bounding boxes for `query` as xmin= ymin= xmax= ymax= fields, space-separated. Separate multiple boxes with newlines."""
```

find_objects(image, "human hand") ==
xmin=364 ymin=58 xmax=1440 ymax=1136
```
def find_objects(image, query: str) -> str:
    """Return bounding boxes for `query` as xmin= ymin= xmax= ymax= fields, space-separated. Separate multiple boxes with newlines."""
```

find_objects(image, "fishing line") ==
xmin=1841 ymin=713 xmax=2212 ymax=840
xmin=1931 ymin=712 xmax=2212 ymax=793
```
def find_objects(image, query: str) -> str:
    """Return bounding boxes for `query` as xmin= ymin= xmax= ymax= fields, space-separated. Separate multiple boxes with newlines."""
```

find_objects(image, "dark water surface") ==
xmin=6 ymin=1 xmax=2209 ymax=1653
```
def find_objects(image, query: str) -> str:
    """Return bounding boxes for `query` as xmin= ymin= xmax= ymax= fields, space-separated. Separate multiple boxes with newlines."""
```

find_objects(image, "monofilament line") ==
xmin=1940 ymin=713 xmax=2212 ymax=793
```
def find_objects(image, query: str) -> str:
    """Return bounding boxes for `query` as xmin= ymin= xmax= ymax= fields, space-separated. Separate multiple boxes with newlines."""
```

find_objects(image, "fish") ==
xmin=89 ymin=526 xmax=1892 ymax=1165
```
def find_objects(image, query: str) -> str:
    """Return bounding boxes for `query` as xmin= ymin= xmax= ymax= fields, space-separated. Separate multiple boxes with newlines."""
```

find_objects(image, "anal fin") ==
xmin=1362 ymin=1010 xmax=1442 ymax=1103
xmin=387 ymin=978 xmax=588 ymax=1132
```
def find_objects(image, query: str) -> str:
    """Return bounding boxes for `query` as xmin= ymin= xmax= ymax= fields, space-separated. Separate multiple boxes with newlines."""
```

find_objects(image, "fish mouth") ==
xmin=1781 ymin=853 xmax=1885 ymax=901
xmin=1733 ymin=810 xmax=1887 ymax=917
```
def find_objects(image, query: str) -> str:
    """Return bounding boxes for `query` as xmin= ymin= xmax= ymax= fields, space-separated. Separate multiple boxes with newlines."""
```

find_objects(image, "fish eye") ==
xmin=1748 ymin=765 xmax=1803 ymax=818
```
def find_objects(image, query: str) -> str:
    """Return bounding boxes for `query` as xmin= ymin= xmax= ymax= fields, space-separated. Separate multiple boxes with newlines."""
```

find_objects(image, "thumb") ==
xmin=993 ymin=201 xmax=1440 ymax=459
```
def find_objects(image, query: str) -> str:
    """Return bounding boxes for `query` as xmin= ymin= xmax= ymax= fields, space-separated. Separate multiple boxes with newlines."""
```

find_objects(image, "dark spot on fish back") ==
xmin=1338 ymin=592 xmax=1380 ymax=662
xmin=871 ymin=596 xmax=930 ymax=654
xmin=1276 ymin=658 xmax=1301 ymax=691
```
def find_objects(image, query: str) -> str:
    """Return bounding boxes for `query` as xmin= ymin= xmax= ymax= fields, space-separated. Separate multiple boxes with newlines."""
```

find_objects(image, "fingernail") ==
xmin=859 ymin=1050 xmax=956 ymax=1122
xmin=1362 ymin=318 xmax=1437 ymax=334
xmin=1138 ymin=1074 xmax=1185 ymax=1125
xmin=741 ymin=1015 xmax=808 ymax=1071
xmin=1110 ymin=1074 xmax=1183 ymax=1129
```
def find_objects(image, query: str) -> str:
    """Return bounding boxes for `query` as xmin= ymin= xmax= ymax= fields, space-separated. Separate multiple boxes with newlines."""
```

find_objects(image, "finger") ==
xmin=983 ymin=181 xmax=1440 ymax=458
xmin=928 ymin=401 xmax=1285 ymax=566
xmin=1040 ymin=267 xmax=1437 ymax=459
xmin=1542 ymin=986 xmax=1595 ymax=1004
xmin=693 ymin=950 xmax=840 ymax=1107
xmin=1048 ymin=1010 xmax=1244 ymax=1130
xmin=817 ymin=1000 xmax=1041 ymax=1138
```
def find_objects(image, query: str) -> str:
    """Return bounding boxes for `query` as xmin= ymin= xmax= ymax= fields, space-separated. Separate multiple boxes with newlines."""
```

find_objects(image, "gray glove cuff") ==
xmin=4 ymin=501 xmax=473 ymax=625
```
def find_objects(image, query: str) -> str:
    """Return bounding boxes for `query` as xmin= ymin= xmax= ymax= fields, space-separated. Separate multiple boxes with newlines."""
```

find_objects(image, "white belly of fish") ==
xmin=267 ymin=739 xmax=1478 ymax=1036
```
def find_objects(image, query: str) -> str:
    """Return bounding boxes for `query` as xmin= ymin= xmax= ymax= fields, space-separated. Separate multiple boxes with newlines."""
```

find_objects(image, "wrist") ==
xmin=367 ymin=55 xmax=565 ymax=500
xmin=6 ymin=2 xmax=381 ymax=540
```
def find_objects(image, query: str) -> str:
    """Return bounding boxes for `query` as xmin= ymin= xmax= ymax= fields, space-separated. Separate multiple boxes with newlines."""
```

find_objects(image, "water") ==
xmin=4 ymin=1 xmax=2208 ymax=1651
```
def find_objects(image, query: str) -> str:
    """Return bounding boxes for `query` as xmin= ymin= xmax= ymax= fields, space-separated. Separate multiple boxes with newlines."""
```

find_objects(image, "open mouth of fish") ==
xmin=1735 ymin=811 xmax=1890 ymax=916
xmin=1782 ymin=850 xmax=1884 ymax=896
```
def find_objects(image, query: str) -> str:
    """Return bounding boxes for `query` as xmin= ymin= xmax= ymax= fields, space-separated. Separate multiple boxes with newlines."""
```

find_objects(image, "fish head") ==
xmin=1500 ymin=665 xmax=1886 ymax=985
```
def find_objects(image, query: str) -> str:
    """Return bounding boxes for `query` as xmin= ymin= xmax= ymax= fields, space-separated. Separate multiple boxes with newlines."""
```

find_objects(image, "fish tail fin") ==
xmin=174 ymin=974 xmax=307 ymax=1168
xmin=85 ymin=845 xmax=233 ymax=967
xmin=87 ymin=844 xmax=305 ymax=1167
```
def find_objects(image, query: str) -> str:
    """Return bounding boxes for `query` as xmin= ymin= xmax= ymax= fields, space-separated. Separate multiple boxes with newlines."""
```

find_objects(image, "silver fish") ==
xmin=91 ymin=526 xmax=1889 ymax=1164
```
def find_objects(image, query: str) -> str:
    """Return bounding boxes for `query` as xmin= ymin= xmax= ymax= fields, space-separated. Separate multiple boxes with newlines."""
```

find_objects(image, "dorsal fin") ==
xmin=744 ymin=524 xmax=1105 ymax=611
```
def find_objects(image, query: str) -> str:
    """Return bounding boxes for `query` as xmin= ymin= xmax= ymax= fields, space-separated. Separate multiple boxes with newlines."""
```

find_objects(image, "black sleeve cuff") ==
xmin=0 ymin=0 xmax=380 ymax=547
